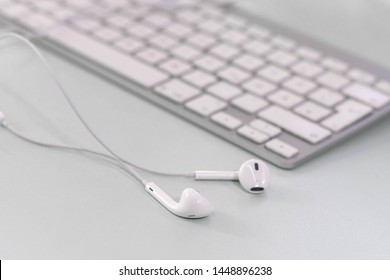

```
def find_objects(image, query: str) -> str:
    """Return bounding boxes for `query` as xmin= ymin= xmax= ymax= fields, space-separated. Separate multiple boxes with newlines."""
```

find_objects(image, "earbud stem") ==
xmin=145 ymin=182 xmax=177 ymax=210
xmin=194 ymin=171 xmax=239 ymax=181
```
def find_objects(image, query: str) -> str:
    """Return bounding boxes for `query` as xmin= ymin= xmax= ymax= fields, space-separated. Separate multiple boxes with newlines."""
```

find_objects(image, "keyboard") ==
xmin=1 ymin=0 xmax=390 ymax=169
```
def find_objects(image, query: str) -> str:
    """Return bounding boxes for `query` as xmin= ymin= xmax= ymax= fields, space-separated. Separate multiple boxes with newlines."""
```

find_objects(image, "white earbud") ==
xmin=194 ymin=159 xmax=270 ymax=193
xmin=145 ymin=182 xmax=213 ymax=218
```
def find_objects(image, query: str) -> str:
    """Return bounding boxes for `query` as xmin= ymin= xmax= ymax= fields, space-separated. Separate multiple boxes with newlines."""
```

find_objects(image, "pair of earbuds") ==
xmin=0 ymin=32 xmax=270 ymax=221
xmin=2 ymin=108 xmax=270 ymax=220
xmin=145 ymin=159 xmax=270 ymax=219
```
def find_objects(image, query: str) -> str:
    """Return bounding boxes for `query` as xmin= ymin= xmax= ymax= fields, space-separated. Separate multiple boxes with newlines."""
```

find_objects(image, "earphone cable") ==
xmin=0 ymin=32 xmax=149 ymax=185
xmin=0 ymin=121 xmax=148 ymax=179
xmin=2 ymin=121 xmax=193 ymax=178
xmin=0 ymin=32 xmax=193 ymax=180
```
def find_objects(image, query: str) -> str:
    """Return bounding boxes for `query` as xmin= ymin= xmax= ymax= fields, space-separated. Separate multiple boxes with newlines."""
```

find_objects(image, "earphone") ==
xmin=145 ymin=182 xmax=213 ymax=218
xmin=0 ymin=32 xmax=271 ymax=219
xmin=143 ymin=160 xmax=270 ymax=218
xmin=194 ymin=159 xmax=270 ymax=193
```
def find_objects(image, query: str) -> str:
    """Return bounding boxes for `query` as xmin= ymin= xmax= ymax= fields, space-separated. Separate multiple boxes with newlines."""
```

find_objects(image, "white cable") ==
xmin=0 ymin=32 xmax=192 ymax=180
xmin=0 ymin=32 xmax=148 ymax=185
xmin=0 ymin=121 xmax=153 ymax=178
xmin=2 ymin=122 xmax=192 ymax=178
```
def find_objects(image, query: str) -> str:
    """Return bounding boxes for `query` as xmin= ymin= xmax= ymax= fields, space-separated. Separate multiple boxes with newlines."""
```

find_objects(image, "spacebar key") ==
xmin=259 ymin=106 xmax=331 ymax=144
xmin=47 ymin=26 xmax=168 ymax=88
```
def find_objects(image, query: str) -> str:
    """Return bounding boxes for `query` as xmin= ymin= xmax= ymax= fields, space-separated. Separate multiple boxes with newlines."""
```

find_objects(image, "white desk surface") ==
xmin=1 ymin=0 xmax=390 ymax=259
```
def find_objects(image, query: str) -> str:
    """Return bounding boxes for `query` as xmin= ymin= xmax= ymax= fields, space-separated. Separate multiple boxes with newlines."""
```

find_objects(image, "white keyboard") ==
xmin=1 ymin=0 xmax=390 ymax=168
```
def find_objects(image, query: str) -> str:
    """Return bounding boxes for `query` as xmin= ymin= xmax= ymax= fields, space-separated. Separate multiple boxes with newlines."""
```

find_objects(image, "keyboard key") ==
xmin=198 ymin=19 xmax=224 ymax=34
xmin=194 ymin=55 xmax=225 ymax=72
xmin=266 ymin=50 xmax=297 ymax=66
xmin=155 ymin=79 xmax=200 ymax=103
xmin=33 ymin=1 xmax=60 ymax=12
xmin=211 ymin=111 xmax=242 ymax=130
xmin=242 ymin=78 xmax=276 ymax=97
xmin=209 ymin=43 xmax=240 ymax=60
xmin=218 ymin=66 xmax=250 ymax=84
xmin=233 ymin=54 xmax=265 ymax=72
xmin=94 ymin=28 xmax=122 ymax=43
xmin=123 ymin=5 xmax=150 ymax=18
xmin=321 ymin=57 xmax=348 ymax=72
xmin=294 ymin=101 xmax=332 ymax=121
xmin=65 ymin=0 xmax=93 ymax=9
xmin=48 ymin=26 xmax=168 ymax=87
xmin=52 ymin=8 xmax=74 ymax=21
xmin=237 ymin=126 xmax=269 ymax=144
xmin=185 ymin=95 xmax=227 ymax=117
xmin=259 ymin=106 xmax=331 ymax=144
xmin=244 ymin=40 xmax=272 ymax=56
xmin=99 ymin=0 xmax=128 ymax=9
xmin=200 ymin=5 xmax=224 ymax=18
xmin=171 ymin=45 xmax=201 ymax=61
xmin=309 ymin=88 xmax=344 ymax=107
xmin=183 ymin=70 xmax=217 ymax=88
xmin=283 ymin=76 xmax=317 ymax=95
xmin=207 ymin=82 xmax=242 ymax=100
xmin=343 ymin=83 xmax=390 ymax=108
xmin=317 ymin=71 xmax=350 ymax=90
xmin=149 ymin=34 xmax=178 ymax=50
xmin=267 ymin=90 xmax=304 ymax=108
xmin=1 ymin=4 xmax=29 ymax=18
xmin=291 ymin=61 xmax=323 ymax=78
xmin=265 ymin=139 xmax=298 ymax=158
xmin=136 ymin=47 xmax=168 ymax=64
xmin=73 ymin=18 xmax=102 ymax=32
xmin=186 ymin=33 xmax=216 ymax=49
xmin=175 ymin=1 xmax=197 ymax=8
xmin=249 ymin=119 xmax=281 ymax=137
xmin=258 ymin=65 xmax=290 ymax=83
xmin=347 ymin=68 xmax=376 ymax=84
xmin=144 ymin=13 xmax=172 ymax=27
xmin=128 ymin=23 xmax=155 ymax=39
xmin=131 ymin=0 xmax=160 ymax=5
xmin=221 ymin=30 xmax=248 ymax=45
xmin=84 ymin=5 xmax=107 ymax=18
xmin=337 ymin=99 xmax=373 ymax=115
xmin=232 ymin=94 xmax=269 ymax=114
xmin=296 ymin=46 xmax=322 ymax=61
xmin=321 ymin=100 xmax=373 ymax=132
xmin=159 ymin=58 xmax=191 ymax=75
xmin=165 ymin=22 xmax=194 ymax=38
xmin=321 ymin=112 xmax=361 ymax=132
xmin=114 ymin=38 xmax=144 ymax=53
xmin=176 ymin=9 xmax=203 ymax=24
xmin=107 ymin=14 xmax=133 ymax=28
xmin=20 ymin=14 xmax=54 ymax=30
